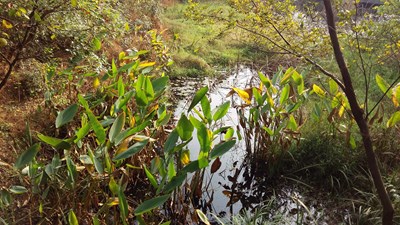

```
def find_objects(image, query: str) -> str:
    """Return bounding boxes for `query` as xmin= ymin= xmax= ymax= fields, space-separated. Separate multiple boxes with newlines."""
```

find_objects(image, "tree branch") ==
xmin=235 ymin=23 xmax=346 ymax=91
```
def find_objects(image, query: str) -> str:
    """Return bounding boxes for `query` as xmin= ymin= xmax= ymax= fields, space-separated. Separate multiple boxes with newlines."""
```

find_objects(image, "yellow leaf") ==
xmin=138 ymin=62 xmax=156 ymax=69
xmin=232 ymin=87 xmax=251 ymax=104
xmin=115 ymin=139 xmax=130 ymax=155
xmin=313 ymin=84 xmax=325 ymax=97
xmin=0 ymin=38 xmax=7 ymax=48
xmin=129 ymin=115 xmax=136 ymax=127
xmin=392 ymin=84 xmax=400 ymax=107
xmin=93 ymin=77 xmax=100 ymax=89
xmin=180 ymin=150 xmax=190 ymax=165
xmin=124 ymin=22 xmax=130 ymax=32
xmin=338 ymin=105 xmax=345 ymax=117
xmin=107 ymin=197 xmax=119 ymax=206
xmin=119 ymin=51 xmax=126 ymax=61
xmin=2 ymin=20 xmax=13 ymax=29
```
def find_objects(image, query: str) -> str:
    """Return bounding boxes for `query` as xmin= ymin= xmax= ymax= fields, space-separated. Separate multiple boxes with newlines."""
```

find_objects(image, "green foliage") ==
xmin=161 ymin=2 xmax=257 ymax=77
xmin=234 ymin=68 xmax=308 ymax=169
xmin=7 ymin=44 xmax=237 ymax=223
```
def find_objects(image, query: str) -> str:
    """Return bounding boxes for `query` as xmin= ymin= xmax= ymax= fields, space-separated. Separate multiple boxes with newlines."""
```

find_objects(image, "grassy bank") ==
xmin=161 ymin=2 xmax=263 ymax=77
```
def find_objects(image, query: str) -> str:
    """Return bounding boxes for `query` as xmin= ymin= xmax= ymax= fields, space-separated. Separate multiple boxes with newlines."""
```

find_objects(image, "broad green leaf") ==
xmin=376 ymin=74 xmax=392 ymax=98
xmin=135 ymin=194 xmax=171 ymax=216
xmin=118 ymin=61 xmax=137 ymax=73
xmin=291 ymin=69 xmax=302 ymax=85
xmin=9 ymin=185 xmax=28 ymax=194
xmin=79 ymin=155 xmax=92 ymax=164
xmin=201 ymin=97 xmax=212 ymax=123
xmin=115 ymin=91 xmax=134 ymax=113
xmin=287 ymin=115 xmax=298 ymax=131
xmin=74 ymin=123 xmax=90 ymax=143
xmin=109 ymin=112 xmax=125 ymax=143
xmin=118 ymin=76 xmax=125 ymax=96
xmin=213 ymin=101 xmax=230 ymax=121
xmin=66 ymin=156 xmax=77 ymax=186
xmin=181 ymin=160 xmax=200 ymax=174
xmin=144 ymin=76 xmax=154 ymax=99
xmin=196 ymin=209 xmax=211 ymax=225
xmin=86 ymin=109 xmax=106 ymax=144
xmin=56 ymin=104 xmax=78 ymax=128
xmin=118 ymin=187 xmax=128 ymax=221
xmin=114 ymin=120 xmax=151 ymax=145
xmin=210 ymin=140 xmax=236 ymax=159
xmin=176 ymin=115 xmax=194 ymax=141
xmin=258 ymin=72 xmax=271 ymax=88
xmin=312 ymin=84 xmax=325 ymax=97
xmin=135 ymin=88 xmax=148 ymax=107
xmin=111 ymin=59 xmax=117 ymax=77
xmin=113 ymin=139 xmax=149 ymax=161
xmin=168 ymin=160 xmax=176 ymax=181
xmin=163 ymin=173 xmax=187 ymax=193
xmin=263 ymin=127 xmax=274 ymax=136
xmin=188 ymin=86 xmax=208 ymax=112
xmin=0 ymin=190 xmax=11 ymax=206
xmin=225 ymin=128 xmax=234 ymax=140
xmin=78 ymin=95 xmax=106 ymax=144
xmin=197 ymin=123 xmax=211 ymax=168
xmin=77 ymin=94 xmax=89 ymax=109
xmin=152 ymin=76 xmax=169 ymax=93
xmin=287 ymin=102 xmax=302 ymax=113
xmin=88 ymin=148 xmax=103 ymax=174
xmin=387 ymin=111 xmax=400 ymax=127
xmin=92 ymin=216 xmax=100 ymax=225
xmin=329 ymin=79 xmax=339 ymax=95
xmin=280 ymin=67 xmax=294 ymax=85
xmin=14 ymin=143 xmax=40 ymax=169
xmin=253 ymin=87 xmax=263 ymax=106
xmin=37 ymin=134 xmax=71 ymax=150
xmin=92 ymin=37 xmax=101 ymax=51
xmin=109 ymin=177 xmax=119 ymax=195
xmin=164 ymin=130 xmax=179 ymax=154
xmin=144 ymin=165 xmax=158 ymax=188
xmin=68 ymin=210 xmax=78 ymax=225
xmin=280 ymin=84 xmax=290 ymax=104
xmin=87 ymin=110 xmax=106 ymax=144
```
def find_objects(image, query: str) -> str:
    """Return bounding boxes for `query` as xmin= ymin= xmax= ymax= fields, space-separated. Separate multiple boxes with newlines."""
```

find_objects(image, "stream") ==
xmin=170 ymin=66 xmax=344 ymax=224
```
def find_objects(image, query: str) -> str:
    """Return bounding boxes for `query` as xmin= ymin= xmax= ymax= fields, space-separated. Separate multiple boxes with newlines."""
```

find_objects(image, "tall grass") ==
xmin=160 ymin=2 xmax=257 ymax=77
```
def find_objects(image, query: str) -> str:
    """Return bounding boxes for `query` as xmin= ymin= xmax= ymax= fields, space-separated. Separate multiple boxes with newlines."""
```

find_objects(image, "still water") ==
xmin=170 ymin=66 xmax=341 ymax=224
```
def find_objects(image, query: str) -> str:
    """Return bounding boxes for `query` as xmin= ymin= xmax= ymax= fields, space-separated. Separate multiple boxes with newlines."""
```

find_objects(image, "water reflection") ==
xmin=170 ymin=66 xmax=337 ymax=224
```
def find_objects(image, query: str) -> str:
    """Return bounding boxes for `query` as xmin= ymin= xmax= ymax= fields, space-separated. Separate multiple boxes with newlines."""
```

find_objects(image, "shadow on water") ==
xmin=170 ymin=66 xmax=343 ymax=224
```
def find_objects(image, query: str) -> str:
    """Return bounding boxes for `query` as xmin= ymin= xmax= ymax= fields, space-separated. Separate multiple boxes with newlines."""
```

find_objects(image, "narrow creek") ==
xmin=170 ymin=66 xmax=344 ymax=224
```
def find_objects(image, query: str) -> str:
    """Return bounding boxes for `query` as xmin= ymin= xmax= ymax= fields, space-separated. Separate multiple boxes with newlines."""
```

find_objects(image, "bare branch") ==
xmin=235 ymin=23 xmax=346 ymax=91
xmin=0 ymin=52 xmax=11 ymax=65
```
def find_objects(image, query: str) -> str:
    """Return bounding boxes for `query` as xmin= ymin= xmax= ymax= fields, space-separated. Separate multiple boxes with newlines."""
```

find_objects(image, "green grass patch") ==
xmin=161 ymin=2 xmax=256 ymax=77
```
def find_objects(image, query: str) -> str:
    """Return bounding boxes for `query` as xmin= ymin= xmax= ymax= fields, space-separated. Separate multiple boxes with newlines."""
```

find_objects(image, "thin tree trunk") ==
xmin=0 ymin=60 xmax=17 ymax=91
xmin=323 ymin=0 xmax=394 ymax=224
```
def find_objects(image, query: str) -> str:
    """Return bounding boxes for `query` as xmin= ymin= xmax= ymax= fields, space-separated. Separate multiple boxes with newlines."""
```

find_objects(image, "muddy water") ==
xmin=170 ymin=67 xmax=340 ymax=224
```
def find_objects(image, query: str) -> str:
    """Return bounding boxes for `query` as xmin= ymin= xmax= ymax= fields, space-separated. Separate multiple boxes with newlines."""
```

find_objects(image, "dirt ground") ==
xmin=0 ymin=78 xmax=55 ymax=186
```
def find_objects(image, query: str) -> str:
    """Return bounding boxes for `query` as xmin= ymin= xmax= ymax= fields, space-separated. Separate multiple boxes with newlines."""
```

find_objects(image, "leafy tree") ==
xmin=0 ymin=0 xmax=127 ymax=90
